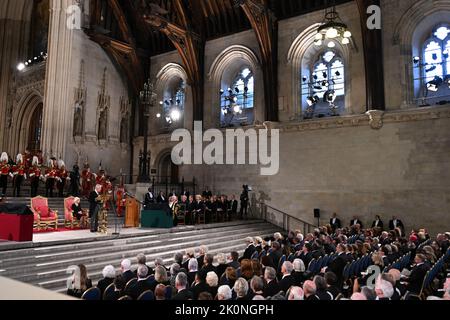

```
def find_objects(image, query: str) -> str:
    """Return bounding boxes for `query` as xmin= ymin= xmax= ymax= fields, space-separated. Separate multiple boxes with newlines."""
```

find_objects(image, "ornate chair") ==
xmin=31 ymin=196 xmax=58 ymax=230
xmin=64 ymin=197 xmax=79 ymax=229
xmin=81 ymin=287 xmax=101 ymax=300
xmin=137 ymin=290 xmax=155 ymax=301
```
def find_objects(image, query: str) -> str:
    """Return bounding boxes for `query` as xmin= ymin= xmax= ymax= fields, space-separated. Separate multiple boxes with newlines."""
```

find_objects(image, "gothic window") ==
xmin=301 ymin=50 xmax=345 ymax=119
xmin=159 ymin=79 xmax=185 ymax=130
xmin=220 ymin=67 xmax=254 ymax=127
xmin=415 ymin=25 xmax=450 ymax=105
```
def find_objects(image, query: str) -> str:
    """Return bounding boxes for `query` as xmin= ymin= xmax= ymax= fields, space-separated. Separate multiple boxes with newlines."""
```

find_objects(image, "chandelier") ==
xmin=314 ymin=3 xmax=352 ymax=48
xmin=220 ymin=87 xmax=244 ymax=116
xmin=156 ymin=97 xmax=182 ymax=125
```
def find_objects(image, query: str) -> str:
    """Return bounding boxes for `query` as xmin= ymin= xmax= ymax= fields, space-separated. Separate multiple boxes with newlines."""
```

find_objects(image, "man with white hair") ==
xmin=242 ymin=237 xmax=255 ymax=260
xmin=134 ymin=253 xmax=150 ymax=276
xmin=233 ymin=277 xmax=249 ymax=300
xmin=292 ymin=259 xmax=305 ymax=286
xmin=206 ymin=271 xmax=219 ymax=297
xmin=288 ymin=286 xmax=304 ymax=300
xmin=303 ymin=280 xmax=318 ymax=301
xmin=250 ymin=276 xmax=264 ymax=297
xmin=97 ymin=265 xmax=116 ymax=297
xmin=375 ymin=275 xmax=395 ymax=300
xmin=217 ymin=285 xmax=232 ymax=300
xmin=127 ymin=265 xmax=151 ymax=300
xmin=188 ymin=258 xmax=199 ymax=285
xmin=279 ymin=261 xmax=295 ymax=293
xmin=120 ymin=259 xmax=134 ymax=283
xmin=263 ymin=266 xmax=280 ymax=298
xmin=173 ymin=272 xmax=193 ymax=300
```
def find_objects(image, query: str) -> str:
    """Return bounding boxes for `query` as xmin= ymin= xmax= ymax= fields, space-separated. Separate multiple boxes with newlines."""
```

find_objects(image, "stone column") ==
xmin=41 ymin=0 xmax=75 ymax=158
xmin=0 ymin=0 xmax=32 ymax=150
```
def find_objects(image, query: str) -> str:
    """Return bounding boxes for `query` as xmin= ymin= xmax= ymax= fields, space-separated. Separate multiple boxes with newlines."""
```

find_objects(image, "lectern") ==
xmin=125 ymin=197 xmax=140 ymax=228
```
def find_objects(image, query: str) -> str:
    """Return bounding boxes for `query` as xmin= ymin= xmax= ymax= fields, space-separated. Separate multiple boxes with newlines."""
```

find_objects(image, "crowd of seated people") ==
xmin=66 ymin=218 xmax=450 ymax=301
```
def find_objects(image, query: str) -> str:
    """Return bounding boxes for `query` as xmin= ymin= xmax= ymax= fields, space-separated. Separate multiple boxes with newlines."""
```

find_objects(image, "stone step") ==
xmin=0 ymin=224 xmax=273 ymax=269
xmin=0 ymin=221 xmax=280 ymax=293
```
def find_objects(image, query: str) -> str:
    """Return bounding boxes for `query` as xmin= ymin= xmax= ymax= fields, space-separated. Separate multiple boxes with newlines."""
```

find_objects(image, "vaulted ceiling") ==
xmin=87 ymin=0 xmax=351 ymax=94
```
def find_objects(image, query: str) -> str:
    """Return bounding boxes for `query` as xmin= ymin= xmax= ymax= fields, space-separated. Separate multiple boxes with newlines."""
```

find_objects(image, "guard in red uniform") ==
xmin=45 ymin=158 xmax=58 ymax=198
xmin=57 ymin=160 xmax=69 ymax=197
xmin=29 ymin=156 xmax=42 ymax=197
xmin=0 ymin=152 xmax=10 ymax=196
xmin=81 ymin=163 xmax=95 ymax=198
xmin=116 ymin=186 xmax=126 ymax=217
xmin=12 ymin=154 xmax=26 ymax=197
xmin=96 ymin=169 xmax=107 ymax=191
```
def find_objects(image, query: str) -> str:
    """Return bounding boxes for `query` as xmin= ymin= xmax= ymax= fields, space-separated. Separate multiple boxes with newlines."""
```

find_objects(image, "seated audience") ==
xmin=250 ymin=276 xmax=264 ymax=297
xmin=154 ymin=284 xmax=166 ymax=300
xmin=97 ymin=265 xmax=115 ymax=297
xmin=120 ymin=259 xmax=134 ymax=284
xmin=206 ymin=271 xmax=219 ymax=297
xmin=104 ymin=275 xmax=126 ymax=301
xmin=303 ymin=280 xmax=318 ymax=301
xmin=173 ymin=273 xmax=193 ymax=300
xmin=67 ymin=264 xmax=92 ymax=298
xmin=127 ymin=265 xmax=151 ymax=300
xmin=228 ymin=251 xmax=240 ymax=270
xmin=188 ymin=258 xmax=199 ymax=286
xmin=233 ymin=277 xmax=250 ymax=300
xmin=278 ymin=261 xmax=295 ymax=293
xmin=217 ymin=285 xmax=232 ymax=300
xmin=263 ymin=267 xmax=280 ymax=298
xmin=215 ymin=253 xmax=228 ymax=278
xmin=288 ymin=286 xmax=304 ymax=300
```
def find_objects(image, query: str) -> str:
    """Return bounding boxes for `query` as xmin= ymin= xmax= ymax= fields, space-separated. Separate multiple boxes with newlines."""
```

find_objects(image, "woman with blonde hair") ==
xmin=71 ymin=197 xmax=88 ymax=228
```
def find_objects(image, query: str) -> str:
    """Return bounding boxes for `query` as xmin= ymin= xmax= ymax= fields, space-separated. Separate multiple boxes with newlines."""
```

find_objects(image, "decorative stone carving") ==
xmin=119 ymin=96 xmax=131 ymax=144
xmin=97 ymin=68 xmax=110 ymax=142
xmin=73 ymin=60 xmax=87 ymax=139
xmin=366 ymin=110 xmax=385 ymax=130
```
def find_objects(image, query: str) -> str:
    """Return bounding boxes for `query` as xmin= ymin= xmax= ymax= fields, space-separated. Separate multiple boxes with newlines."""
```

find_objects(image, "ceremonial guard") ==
xmin=45 ymin=158 xmax=58 ymax=197
xmin=12 ymin=154 xmax=26 ymax=197
xmin=0 ymin=152 xmax=10 ymax=196
xmin=81 ymin=163 xmax=95 ymax=198
xmin=57 ymin=160 xmax=69 ymax=197
xmin=23 ymin=149 xmax=33 ymax=169
xmin=29 ymin=156 xmax=42 ymax=197
xmin=96 ymin=169 xmax=107 ymax=190
xmin=116 ymin=185 xmax=126 ymax=217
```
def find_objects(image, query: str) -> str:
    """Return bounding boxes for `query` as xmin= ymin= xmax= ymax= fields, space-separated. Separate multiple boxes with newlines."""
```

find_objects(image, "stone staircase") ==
xmin=1 ymin=197 xmax=123 ymax=228
xmin=0 ymin=220 xmax=281 ymax=294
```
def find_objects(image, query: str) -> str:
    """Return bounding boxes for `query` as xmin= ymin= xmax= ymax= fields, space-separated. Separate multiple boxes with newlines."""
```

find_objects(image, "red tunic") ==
xmin=12 ymin=164 xmax=26 ymax=176
xmin=81 ymin=169 xmax=94 ymax=196
xmin=1 ymin=162 xmax=10 ymax=175
xmin=28 ymin=166 xmax=41 ymax=179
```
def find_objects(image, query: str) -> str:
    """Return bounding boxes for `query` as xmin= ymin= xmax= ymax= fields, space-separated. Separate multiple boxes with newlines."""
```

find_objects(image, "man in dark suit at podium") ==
xmin=89 ymin=184 xmax=102 ymax=233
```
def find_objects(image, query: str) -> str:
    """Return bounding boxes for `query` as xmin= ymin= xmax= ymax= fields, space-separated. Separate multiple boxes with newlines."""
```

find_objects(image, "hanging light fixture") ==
xmin=315 ymin=1 xmax=352 ymax=47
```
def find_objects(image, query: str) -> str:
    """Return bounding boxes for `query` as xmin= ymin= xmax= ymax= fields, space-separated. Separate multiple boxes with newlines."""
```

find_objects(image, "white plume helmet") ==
xmin=48 ymin=159 xmax=54 ymax=168
xmin=16 ymin=153 xmax=23 ymax=163
xmin=32 ymin=156 xmax=39 ymax=166
xmin=1 ymin=152 xmax=8 ymax=162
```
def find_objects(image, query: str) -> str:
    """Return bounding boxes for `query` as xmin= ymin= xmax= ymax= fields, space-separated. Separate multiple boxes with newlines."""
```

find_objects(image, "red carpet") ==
xmin=33 ymin=227 xmax=86 ymax=234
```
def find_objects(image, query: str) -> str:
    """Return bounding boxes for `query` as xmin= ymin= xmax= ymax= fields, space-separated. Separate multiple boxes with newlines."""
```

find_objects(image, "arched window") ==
xmin=301 ymin=50 xmax=345 ymax=119
xmin=415 ymin=25 xmax=450 ymax=105
xmin=220 ymin=67 xmax=254 ymax=127
xmin=159 ymin=78 xmax=185 ymax=130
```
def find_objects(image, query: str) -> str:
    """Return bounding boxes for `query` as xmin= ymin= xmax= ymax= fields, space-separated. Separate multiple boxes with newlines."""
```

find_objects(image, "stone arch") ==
xmin=287 ymin=23 xmax=353 ymax=118
xmin=206 ymin=45 xmax=263 ymax=128
xmin=154 ymin=148 xmax=178 ymax=184
xmin=392 ymin=0 xmax=450 ymax=106
xmin=10 ymin=90 xmax=44 ymax=155
xmin=153 ymin=63 xmax=192 ymax=132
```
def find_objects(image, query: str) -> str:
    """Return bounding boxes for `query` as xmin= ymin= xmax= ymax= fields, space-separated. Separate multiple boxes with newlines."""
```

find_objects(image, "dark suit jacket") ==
xmin=269 ymin=249 xmax=283 ymax=269
xmin=327 ymin=253 xmax=347 ymax=284
xmin=88 ymin=191 xmax=101 ymax=216
xmin=389 ymin=219 xmax=404 ymax=231
xmin=242 ymin=244 xmax=256 ymax=260
xmin=202 ymin=264 xmax=217 ymax=276
xmin=407 ymin=263 xmax=429 ymax=294
xmin=263 ymin=280 xmax=280 ymax=298
xmin=197 ymin=255 xmax=205 ymax=269
xmin=372 ymin=219 xmax=384 ymax=229
xmin=144 ymin=192 xmax=155 ymax=208
xmin=190 ymin=282 xmax=210 ymax=300
xmin=157 ymin=195 xmax=167 ymax=203
xmin=278 ymin=274 xmax=295 ymax=293
xmin=122 ymin=270 xmax=135 ymax=284
xmin=97 ymin=277 xmax=114 ymax=297
xmin=231 ymin=200 xmax=238 ymax=213
xmin=329 ymin=218 xmax=342 ymax=230
xmin=350 ymin=219 xmax=363 ymax=228
xmin=173 ymin=288 xmax=193 ymax=300
xmin=127 ymin=279 xmax=152 ymax=300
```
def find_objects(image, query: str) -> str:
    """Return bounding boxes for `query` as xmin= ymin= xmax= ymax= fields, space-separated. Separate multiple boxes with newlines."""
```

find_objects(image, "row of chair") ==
xmin=342 ymin=254 xmax=373 ymax=281
xmin=383 ymin=252 xmax=412 ymax=273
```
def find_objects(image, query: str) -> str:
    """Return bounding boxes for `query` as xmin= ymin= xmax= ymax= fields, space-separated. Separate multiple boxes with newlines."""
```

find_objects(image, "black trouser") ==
xmin=31 ymin=178 xmax=40 ymax=197
xmin=13 ymin=175 xmax=24 ymax=197
xmin=46 ymin=178 xmax=55 ymax=197
xmin=69 ymin=182 xmax=79 ymax=197
xmin=240 ymin=201 xmax=248 ymax=219
xmin=90 ymin=206 xmax=99 ymax=232
xmin=0 ymin=175 xmax=7 ymax=196
xmin=57 ymin=179 xmax=66 ymax=197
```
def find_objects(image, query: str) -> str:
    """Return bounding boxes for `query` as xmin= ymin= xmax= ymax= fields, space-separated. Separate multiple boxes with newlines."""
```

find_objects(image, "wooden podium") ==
xmin=125 ymin=197 xmax=140 ymax=228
